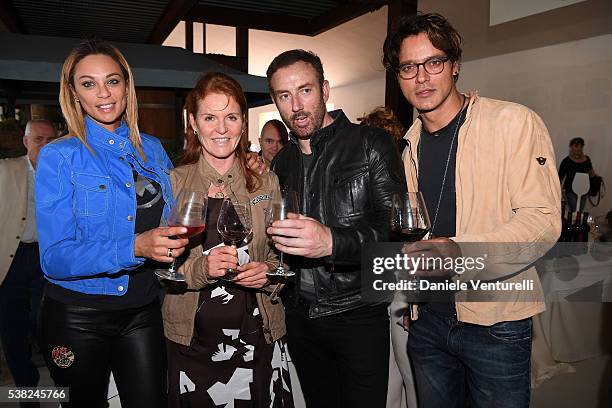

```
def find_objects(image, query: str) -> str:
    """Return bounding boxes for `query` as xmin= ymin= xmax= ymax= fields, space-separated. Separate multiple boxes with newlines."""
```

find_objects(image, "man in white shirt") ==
xmin=0 ymin=119 xmax=57 ymax=388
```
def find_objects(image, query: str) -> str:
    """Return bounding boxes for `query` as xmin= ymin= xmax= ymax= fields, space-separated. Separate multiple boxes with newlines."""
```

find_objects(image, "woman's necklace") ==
xmin=418 ymin=97 xmax=467 ymax=235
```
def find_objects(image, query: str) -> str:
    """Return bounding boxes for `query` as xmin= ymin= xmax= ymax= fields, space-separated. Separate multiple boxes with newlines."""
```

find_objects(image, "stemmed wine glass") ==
xmin=265 ymin=190 xmax=299 ymax=277
xmin=390 ymin=192 xmax=431 ymax=242
xmin=217 ymin=199 xmax=253 ymax=281
xmin=155 ymin=190 xmax=208 ymax=282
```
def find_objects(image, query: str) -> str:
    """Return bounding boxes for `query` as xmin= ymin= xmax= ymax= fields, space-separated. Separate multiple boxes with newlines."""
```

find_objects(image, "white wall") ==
xmin=459 ymin=34 xmax=612 ymax=219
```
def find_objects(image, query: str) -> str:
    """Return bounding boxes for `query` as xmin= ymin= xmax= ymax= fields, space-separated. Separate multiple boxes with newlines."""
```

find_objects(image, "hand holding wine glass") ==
xmin=265 ymin=190 xmax=299 ymax=277
xmin=392 ymin=192 xmax=460 ymax=278
xmin=154 ymin=190 xmax=208 ymax=282
xmin=217 ymin=199 xmax=253 ymax=281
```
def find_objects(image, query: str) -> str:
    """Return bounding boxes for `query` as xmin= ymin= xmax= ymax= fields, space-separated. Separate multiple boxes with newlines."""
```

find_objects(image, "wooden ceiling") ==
xmin=1 ymin=0 xmax=390 ymax=44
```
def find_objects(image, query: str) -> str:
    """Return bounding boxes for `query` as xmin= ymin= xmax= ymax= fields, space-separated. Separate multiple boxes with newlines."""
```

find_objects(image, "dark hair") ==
xmin=383 ymin=13 xmax=462 ymax=73
xmin=266 ymin=49 xmax=325 ymax=92
xmin=569 ymin=137 xmax=585 ymax=146
xmin=261 ymin=119 xmax=289 ymax=144
xmin=182 ymin=72 xmax=261 ymax=193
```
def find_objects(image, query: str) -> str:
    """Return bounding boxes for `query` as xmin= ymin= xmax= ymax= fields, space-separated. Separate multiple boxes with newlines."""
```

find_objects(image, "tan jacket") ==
xmin=403 ymin=92 xmax=561 ymax=326
xmin=0 ymin=156 xmax=29 ymax=285
xmin=162 ymin=157 xmax=285 ymax=345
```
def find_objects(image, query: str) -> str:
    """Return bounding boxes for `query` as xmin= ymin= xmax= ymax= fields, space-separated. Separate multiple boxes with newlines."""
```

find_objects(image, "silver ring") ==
xmin=167 ymin=248 xmax=174 ymax=258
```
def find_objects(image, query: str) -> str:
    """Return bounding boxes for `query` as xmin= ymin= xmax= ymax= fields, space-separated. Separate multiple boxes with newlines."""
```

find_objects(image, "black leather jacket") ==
xmin=272 ymin=110 xmax=406 ymax=317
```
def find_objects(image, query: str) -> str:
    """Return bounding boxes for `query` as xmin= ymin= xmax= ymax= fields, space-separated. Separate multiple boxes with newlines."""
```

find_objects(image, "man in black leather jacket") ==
xmin=266 ymin=49 xmax=406 ymax=408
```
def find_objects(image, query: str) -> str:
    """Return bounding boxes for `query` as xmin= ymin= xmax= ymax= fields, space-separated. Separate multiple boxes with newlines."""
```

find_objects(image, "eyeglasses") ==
xmin=396 ymin=57 xmax=450 ymax=80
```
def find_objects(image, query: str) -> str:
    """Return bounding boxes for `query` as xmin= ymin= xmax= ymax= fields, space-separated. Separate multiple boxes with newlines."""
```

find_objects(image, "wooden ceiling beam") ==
xmin=147 ymin=0 xmax=200 ymax=44
xmin=188 ymin=5 xmax=311 ymax=35
xmin=308 ymin=0 xmax=389 ymax=36
xmin=0 ymin=0 xmax=27 ymax=34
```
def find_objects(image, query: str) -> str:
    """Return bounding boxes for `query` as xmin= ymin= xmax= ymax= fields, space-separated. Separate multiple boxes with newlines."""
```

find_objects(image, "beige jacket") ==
xmin=162 ymin=157 xmax=285 ymax=345
xmin=403 ymin=92 xmax=561 ymax=326
xmin=0 ymin=156 xmax=29 ymax=285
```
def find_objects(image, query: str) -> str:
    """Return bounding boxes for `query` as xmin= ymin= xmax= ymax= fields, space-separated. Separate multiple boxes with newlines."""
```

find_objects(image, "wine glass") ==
xmin=265 ymin=190 xmax=299 ymax=277
xmin=217 ymin=199 xmax=253 ymax=281
xmin=155 ymin=190 xmax=208 ymax=282
xmin=390 ymin=192 xmax=431 ymax=242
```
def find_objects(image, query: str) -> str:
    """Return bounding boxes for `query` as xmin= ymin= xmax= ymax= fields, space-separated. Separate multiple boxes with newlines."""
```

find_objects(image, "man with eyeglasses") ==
xmin=383 ymin=13 xmax=561 ymax=408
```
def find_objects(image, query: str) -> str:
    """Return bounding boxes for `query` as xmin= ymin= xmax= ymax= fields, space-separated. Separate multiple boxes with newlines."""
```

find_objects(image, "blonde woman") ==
xmin=35 ymin=40 xmax=186 ymax=408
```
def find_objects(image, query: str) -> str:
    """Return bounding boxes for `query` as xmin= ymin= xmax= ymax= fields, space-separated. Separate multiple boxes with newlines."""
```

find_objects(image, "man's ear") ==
xmin=322 ymin=80 xmax=330 ymax=104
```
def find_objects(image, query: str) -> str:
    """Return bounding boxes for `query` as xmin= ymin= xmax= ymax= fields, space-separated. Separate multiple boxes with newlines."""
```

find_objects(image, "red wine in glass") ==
xmin=155 ymin=190 xmax=208 ymax=282
xmin=171 ymin=224 xmax=206 ymax=239
xmin=390 ymin=227 xmax=430 ymax=243
xmin=217 ymin=200 xmax=253 ymax=281
xmin=390 ymin=192 xmax=431 ymax=243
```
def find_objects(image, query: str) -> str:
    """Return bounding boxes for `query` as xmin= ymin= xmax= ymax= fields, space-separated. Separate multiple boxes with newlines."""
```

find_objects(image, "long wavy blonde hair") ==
xmin=59 ymin=39 xmax=144 ymax=159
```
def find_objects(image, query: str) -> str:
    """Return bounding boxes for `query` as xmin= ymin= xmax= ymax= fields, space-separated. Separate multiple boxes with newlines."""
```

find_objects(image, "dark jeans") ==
xmin=39 ymin=297 xmax=167 ymax=408
xmin=0 ymin=242 xmax=44 ymax=387
xmin=408 ymin=305 xmax=532 ymax=408
xmin=286 ymin=301 xmax=389 ymax=408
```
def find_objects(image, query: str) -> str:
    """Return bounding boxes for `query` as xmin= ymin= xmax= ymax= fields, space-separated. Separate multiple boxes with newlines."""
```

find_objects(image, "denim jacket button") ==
xmin=109 ymin=139 xmax=115 ymax=145
xmin=118 ymin=285 xmax=124 ymax=292
xmin=127 ymin=215 xmax=134 ymax=221
xmin=125 ymin=182 xmax=132 ymax=188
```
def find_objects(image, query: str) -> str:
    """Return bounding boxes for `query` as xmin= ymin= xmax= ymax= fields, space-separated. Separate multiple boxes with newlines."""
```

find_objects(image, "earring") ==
xmin=74 ymin=98 xmax=79 ymax=102
xmin=194 ymin=129 xmax=198 ymax=136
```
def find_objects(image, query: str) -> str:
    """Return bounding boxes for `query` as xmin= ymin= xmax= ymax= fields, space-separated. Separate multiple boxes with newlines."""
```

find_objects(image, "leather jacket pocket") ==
xmin=332 ymin=166 xmax=370 ymax=219
xmin=73 ymin=173 xmax=110 ymax=217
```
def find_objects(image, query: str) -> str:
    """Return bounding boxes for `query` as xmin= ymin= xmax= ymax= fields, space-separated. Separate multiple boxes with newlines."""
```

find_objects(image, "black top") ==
xmin=418 ymin=106 xmax=467 ymax=312
xmin=46 ymin=169 xmax=165 ymax=310
xmin=558 ymin=156 xmax=593 ymax=193
xmin=418 ymin=107 xmax=467 ymax=238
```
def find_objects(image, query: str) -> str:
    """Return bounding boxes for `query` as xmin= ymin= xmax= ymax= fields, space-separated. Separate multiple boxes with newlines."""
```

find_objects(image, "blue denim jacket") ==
xmin=35 ymin=117 xmax=174 ymax=295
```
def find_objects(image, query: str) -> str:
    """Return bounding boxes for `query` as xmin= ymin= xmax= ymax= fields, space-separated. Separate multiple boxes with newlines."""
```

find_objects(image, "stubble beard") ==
xmin=284 ymin=98 xmax=327 ymax=139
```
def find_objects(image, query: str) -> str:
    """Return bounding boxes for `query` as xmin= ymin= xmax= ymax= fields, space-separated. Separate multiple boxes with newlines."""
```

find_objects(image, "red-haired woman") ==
xmin=162 ymin=72 xmax=292 ymax=407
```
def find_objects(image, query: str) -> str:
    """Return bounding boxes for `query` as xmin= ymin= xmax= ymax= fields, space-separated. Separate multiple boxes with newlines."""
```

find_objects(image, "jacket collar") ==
xmin=288 ymin=109 xmax=348 ymax=150
xmin=85 ymin=116 xmax=134 ymax=156
xmin=404 ymin=91 xmax=478 ymax=145
xmin=195 ymin=154 xmax=243 ymax=194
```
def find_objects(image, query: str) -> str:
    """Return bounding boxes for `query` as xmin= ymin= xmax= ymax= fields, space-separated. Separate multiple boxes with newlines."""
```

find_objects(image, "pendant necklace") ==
xmin=418 ymin=96 xmax=467 ymax=235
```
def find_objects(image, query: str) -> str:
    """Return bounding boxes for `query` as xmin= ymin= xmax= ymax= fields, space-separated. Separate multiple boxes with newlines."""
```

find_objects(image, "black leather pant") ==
xmin=39 ymin=296 xmax=167 ymax=408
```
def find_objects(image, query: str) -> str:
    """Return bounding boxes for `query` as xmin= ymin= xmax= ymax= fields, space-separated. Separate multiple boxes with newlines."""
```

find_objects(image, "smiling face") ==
xmin=71 ymin=54 xmax=128 ymax=132
xmin=269 ymin=61 xmax=330 ymax=140
xmin=397 ymin=32 xmax=460 ymax=116
xmin=189 ymin=92 xmax=244 ymax=171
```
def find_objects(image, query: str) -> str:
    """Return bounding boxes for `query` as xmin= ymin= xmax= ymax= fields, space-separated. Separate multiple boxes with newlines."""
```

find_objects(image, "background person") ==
xmin=558 ymin=137 xmax=597 ymax=212
xmin=35 ymin=40 xmax=187 ymax=408
xmin=358 ymin=106 xmax=406 ymax=153
xmin=258 ymin=119 xmax=288 ymax=165
xmin=358 ymin=108 xmax=416 ymax=408
xmin=0 ymin=119 xmax=57 ymax=391
xmin=162 ymin=72 xmax=292 ymax=408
